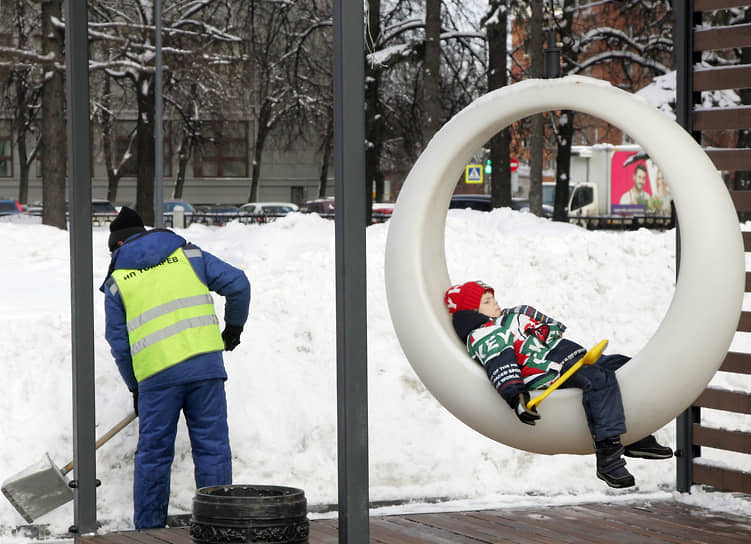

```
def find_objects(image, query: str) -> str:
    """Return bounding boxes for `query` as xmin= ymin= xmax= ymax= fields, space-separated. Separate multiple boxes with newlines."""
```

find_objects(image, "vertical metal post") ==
xmin=674 ymin=0 xmax=698 ymax=494
xmin=675 ymin=0 xmax=694 ymax=135
xmin=333 ymin=0 xmax=369 ymax=542
xmin=544 ymin=30 xmax=560 ymax=79
xmin=65 ymin=0 xmax=98 ymax=535
xmin=153 ymin=0 xmax=164 ymax=227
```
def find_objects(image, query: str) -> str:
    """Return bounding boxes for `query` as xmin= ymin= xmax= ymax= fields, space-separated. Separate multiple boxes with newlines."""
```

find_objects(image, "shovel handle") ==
xmin=61 ymin=412 xmax=137 ymax=475
xmin=526 ymin=339 xmax=608 ymax=410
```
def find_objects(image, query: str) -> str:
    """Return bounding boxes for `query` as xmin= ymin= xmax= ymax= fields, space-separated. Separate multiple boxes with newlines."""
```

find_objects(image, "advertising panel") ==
xmin=611 ymin=150 xmax=652 ymax=215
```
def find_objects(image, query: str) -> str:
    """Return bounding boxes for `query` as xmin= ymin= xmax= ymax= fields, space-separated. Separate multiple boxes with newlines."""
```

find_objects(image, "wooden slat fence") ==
xmin=677 ymin=0 xmax=751 ymax=495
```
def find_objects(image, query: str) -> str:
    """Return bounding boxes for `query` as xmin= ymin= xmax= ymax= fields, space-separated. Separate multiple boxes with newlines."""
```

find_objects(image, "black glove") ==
xmin=132 ymin=389 xmax=139 ymax=417
xmin=222 ymin=324 xmax=243 ymax=351
xmin=513 ymin=392 xmax=541 ymax=426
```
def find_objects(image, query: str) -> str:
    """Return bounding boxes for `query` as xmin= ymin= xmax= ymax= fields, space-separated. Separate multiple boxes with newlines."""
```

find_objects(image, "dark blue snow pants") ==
xmin=134 ymin=378 xmax=232 ymax=529
xmin=560 ymin=354 xmax=629 ymax=442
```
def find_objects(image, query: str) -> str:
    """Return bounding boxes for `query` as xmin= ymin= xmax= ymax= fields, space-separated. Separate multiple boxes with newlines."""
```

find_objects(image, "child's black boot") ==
xmin=624 ymin=435 xmax=673 ymax=459
xmin=595 ymin=437 xmax=635 ymax=489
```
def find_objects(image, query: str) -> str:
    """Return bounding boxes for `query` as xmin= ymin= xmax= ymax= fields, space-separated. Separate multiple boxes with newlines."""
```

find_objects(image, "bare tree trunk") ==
xmin=173 ymin=131 xmax=191 ymax=199
xmin=102 ymin=113 xmax=117 ymax=203
xmin=135 ymin=72 xmax=155 ymax=225
xmin=554 ymin=109 xmax=574 ymax=221
xmin=15 ymin=76 xmax=30 ymax=204
xmin=486 ymin=2 xmax=511 ymax=208
xmin=40 ymin=0 xmax=66 ymax=229
xmin=248 ymin=102 xmax=271 ymax=203
xmin=100 ymin=76 xmax=122 ymax=203
xmin=7 ymin=0 xmax=33 ymax=205
xmin=528 ymin=1 xmax=544 ymax=216
xmin=552 ymin=0 xmax=579 ymax=222
xmin=365 ymin=0 xmax=383 ymax=220
xmin=318 ymin=114 xmax=333 ymax=198
xmin=422 ymin=0 xmax=441 ymax=144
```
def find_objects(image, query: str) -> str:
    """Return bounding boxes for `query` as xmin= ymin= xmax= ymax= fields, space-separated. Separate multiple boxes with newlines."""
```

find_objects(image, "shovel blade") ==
xmin=1 ymin=454 xmax=73 ymax=523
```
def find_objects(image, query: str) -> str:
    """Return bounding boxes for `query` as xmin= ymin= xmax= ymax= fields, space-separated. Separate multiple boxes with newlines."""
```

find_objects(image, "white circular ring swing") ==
xmin=384 ymin=76 xmax=744 ymax=454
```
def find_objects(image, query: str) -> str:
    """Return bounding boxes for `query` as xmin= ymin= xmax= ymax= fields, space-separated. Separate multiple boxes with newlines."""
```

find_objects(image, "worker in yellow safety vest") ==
xmin=101 ymin=206 xmax=250 ymax=530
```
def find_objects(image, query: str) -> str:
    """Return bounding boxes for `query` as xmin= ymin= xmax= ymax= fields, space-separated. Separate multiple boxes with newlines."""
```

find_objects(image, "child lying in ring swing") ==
xmin=444 ymin=281 xmax=672 ymax=489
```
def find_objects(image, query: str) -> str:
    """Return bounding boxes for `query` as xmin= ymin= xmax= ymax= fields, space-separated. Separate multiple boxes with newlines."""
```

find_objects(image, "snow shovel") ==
xmin=527 ymin=339 xmax=609 ymax=410
xmin=1 ymin=411 xmax=136 ymax=523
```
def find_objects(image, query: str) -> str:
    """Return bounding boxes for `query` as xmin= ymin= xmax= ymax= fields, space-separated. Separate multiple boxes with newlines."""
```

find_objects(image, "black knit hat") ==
xmin=108 ymin=206 xmax=146 ymax=252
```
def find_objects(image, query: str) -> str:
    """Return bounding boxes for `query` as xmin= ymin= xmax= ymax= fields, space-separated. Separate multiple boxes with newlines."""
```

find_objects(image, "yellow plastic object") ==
xmin=527 ymin=340 xmax=609 ymax=410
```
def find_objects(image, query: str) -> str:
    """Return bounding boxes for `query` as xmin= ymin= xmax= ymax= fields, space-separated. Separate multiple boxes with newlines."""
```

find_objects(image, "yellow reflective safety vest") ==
xmin=110 ymin=246 xmax=224 ymax=382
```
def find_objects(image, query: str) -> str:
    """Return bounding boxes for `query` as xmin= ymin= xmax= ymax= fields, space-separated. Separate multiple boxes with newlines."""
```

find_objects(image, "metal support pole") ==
xmin=333 ymin=0 xmax=369 ymax=542
xmin=674 ymin=0 xmax=697 ymax=494
xmin=153 ymin=0 xmax=164 ymax=227
xmin=65 ymin=0 xmax=98 ymax=535
xmin=676 ymin=406 xmax=701 ymax=492
xmin=544 ymin=29 xmax=560 ymax=79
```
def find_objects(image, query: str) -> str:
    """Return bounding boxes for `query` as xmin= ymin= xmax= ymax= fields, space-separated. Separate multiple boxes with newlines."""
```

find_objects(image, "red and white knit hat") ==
xmin=444 ymin=281 xmax=494 ymax=315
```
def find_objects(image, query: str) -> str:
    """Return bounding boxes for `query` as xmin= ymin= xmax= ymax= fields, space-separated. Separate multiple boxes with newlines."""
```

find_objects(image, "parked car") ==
xmin=300 ymin=198 xmax=335 ymax=218
xmin=449 ymin=194 xmax=493 ymax=211
xmin=511 ymin=198 xmax=554 ymax=217
xmin=54 ymin=199 xmax=119 ymax=224
xmin=238 ymin=202 xmax=299 ymax=224
xmin=0 ymin=199 xmax=23 ymax=216
xmin=87 ymin=199 xmax=118 ymax=225
xmin=25 ymin=201 xmax=43 ymax=216
xmin=161 ymin=200 xmax=195 ymax=227
xmin=91 ymin=199 xmax=118 ymax=215
xmin=196 ymin=204 xmax=239 ymax=213
xmin=300 ymin=198 xmax=393 ymax=223
xmin=195 ymin=204 xmax=240 ymax=226
xmin=449 ymin=194 xmax=553 ymax=216
xmin=372 ymin=202 xmax=394 ymax=223
xmin=163 ymin=200 xmax=196 ymax=214
xmin=239 ymin=202 xmax=298 ymax=216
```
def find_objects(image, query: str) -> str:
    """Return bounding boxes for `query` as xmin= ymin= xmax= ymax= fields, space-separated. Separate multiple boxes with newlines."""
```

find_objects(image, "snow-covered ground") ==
xmin=0 ymin=209 xmax=748 ymax=542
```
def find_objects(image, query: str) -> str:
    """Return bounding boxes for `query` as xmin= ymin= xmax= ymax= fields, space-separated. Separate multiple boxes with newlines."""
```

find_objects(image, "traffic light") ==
xmin=484 ymin=159 xmax=492 ymax=174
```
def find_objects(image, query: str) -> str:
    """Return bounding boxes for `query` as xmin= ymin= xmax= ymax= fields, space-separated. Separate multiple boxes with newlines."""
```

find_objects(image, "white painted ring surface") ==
xmin=384 ymin=76 xmax=744 ymax=454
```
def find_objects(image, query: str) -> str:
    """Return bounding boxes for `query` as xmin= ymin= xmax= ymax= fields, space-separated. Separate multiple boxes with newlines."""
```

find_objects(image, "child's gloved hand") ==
xmin=514 ymin=392 xmax=541 ymax=425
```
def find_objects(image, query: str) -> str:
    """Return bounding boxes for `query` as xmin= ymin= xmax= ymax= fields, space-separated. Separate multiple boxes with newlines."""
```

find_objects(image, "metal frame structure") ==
xmin=68 ymin=0 xmax=750 ymax=540
xmin=674 ymin=0 xmax=751 ymax=495
xmin=333 ymin=0 xmax=370 ymax=542
xmin=67 ymin=0 xmax=371 ymax=541
xmin=66 ymin=0 xmax=97 ymax=537
xmin=673 ymin=0 xmax=695 ymax=493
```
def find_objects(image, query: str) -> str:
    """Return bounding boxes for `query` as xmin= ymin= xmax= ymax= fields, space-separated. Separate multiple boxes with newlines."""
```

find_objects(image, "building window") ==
xmin=115 ymin=120 xmax=172 ymax=177
xmin=0 ymin=120 xmax=12 ymax=177
xmin=194 ymin=121 xmax=249 ymax=178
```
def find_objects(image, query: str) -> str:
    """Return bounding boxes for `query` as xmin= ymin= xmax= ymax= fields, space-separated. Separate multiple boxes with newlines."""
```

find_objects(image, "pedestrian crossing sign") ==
xmin=465 ymin=164 xmax=483 ymax=184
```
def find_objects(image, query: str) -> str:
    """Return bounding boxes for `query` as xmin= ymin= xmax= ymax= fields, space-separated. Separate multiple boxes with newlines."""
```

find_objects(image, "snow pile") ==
xmin=0 ymin=209 xmax=748 ymax=541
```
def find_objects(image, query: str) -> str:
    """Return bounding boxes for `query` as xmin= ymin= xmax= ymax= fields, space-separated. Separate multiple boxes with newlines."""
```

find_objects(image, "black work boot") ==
xmin=595 ymin=437 xmax=635 ymax=489
xmin=624 ymin=435 xmax=673 ymax=459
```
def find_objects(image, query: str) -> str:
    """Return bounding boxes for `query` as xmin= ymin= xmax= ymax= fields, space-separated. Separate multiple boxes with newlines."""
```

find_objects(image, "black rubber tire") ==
xmin=190 ymin=484 xmax=309 ymax=543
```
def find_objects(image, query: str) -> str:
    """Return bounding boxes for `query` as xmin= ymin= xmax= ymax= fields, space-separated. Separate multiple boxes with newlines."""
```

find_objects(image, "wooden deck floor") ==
xmin=77 ymin=500 xmax=751 ymax=544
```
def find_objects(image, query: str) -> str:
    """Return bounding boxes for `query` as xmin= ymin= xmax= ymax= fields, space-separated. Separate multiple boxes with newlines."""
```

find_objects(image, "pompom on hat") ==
xmin=108 ymin=206 xmax=146 ymax=252
xmin=444 ymin=281 xmax=494 ymax=315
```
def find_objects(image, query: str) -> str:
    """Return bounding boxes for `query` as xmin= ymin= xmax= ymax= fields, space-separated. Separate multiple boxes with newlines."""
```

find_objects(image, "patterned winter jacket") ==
xmin=452 ymin=305 xmax=586 ymax=408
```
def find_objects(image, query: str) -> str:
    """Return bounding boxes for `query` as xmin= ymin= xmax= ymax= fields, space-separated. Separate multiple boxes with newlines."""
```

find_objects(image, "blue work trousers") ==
xmin=560 ymin=354 xmax=629 ymax=442
xmin=134 ymin=378 xmax=232 ymax=529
